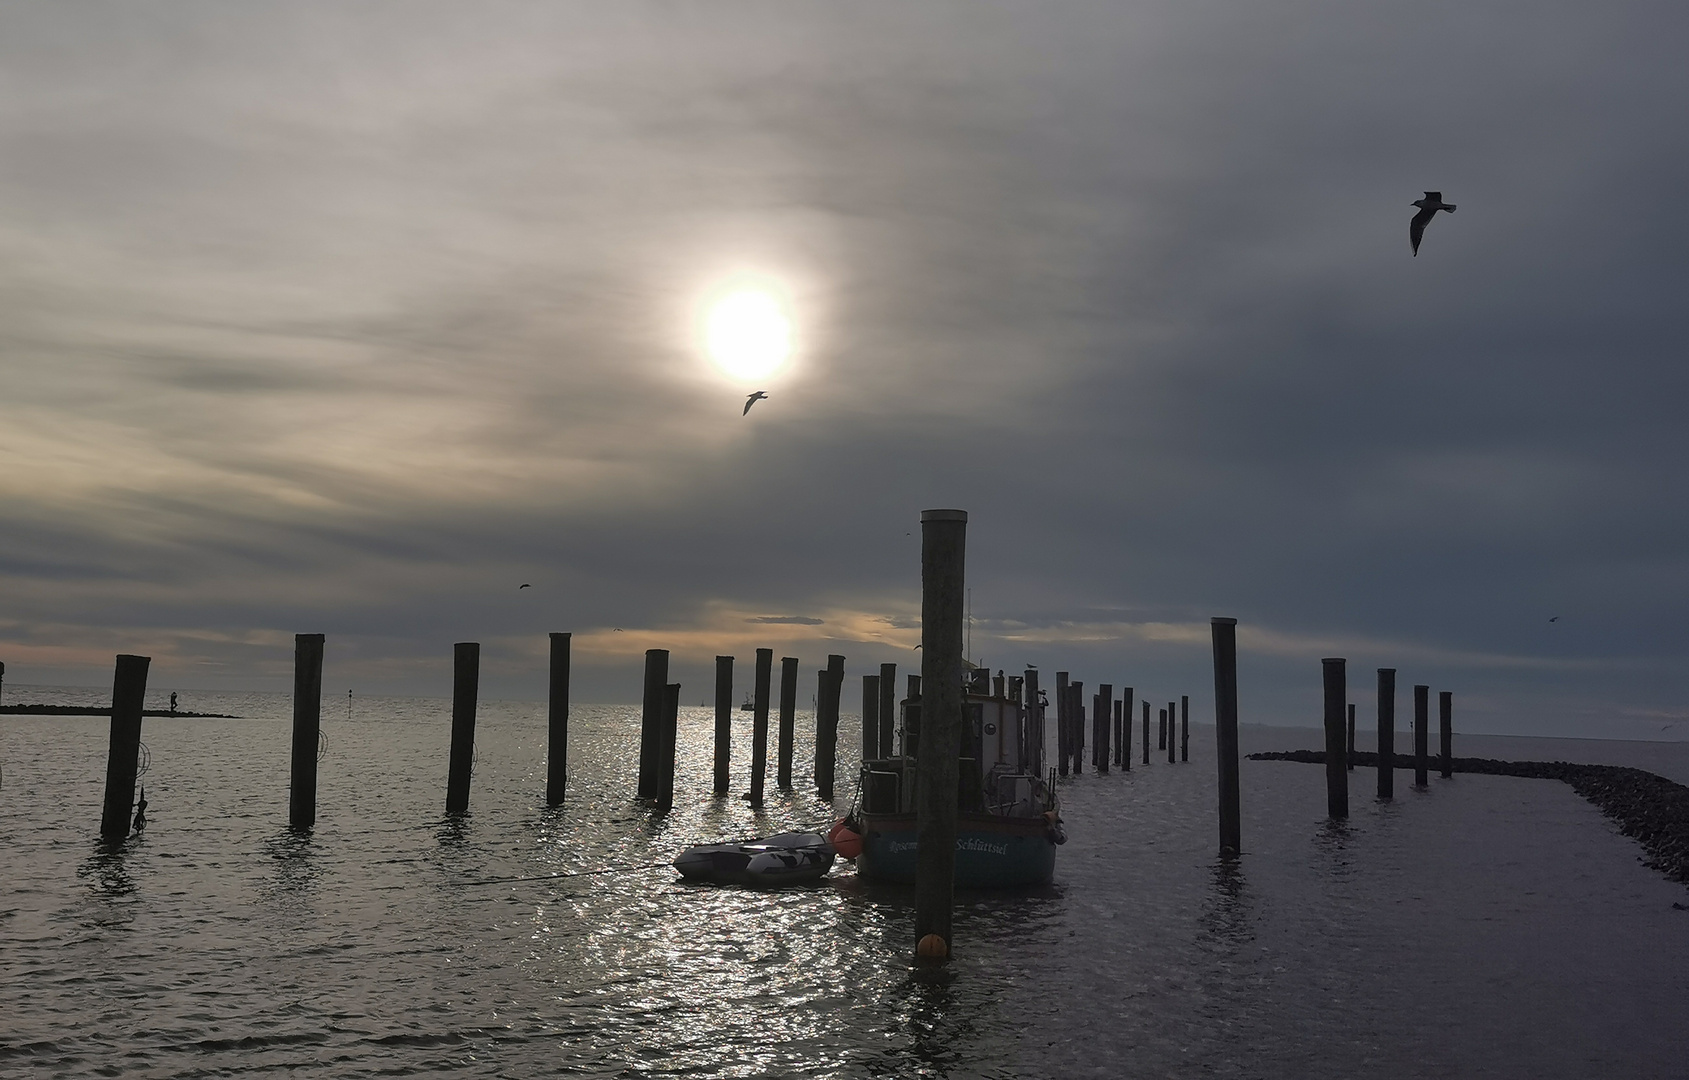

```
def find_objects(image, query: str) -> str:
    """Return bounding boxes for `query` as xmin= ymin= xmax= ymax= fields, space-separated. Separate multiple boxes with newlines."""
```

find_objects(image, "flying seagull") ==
xmin=743 ymin=391 xmax=768 ymax=415
xmin=1410 ymin=191 xmax=1456 ymax=256
xmin=518 ymin=583 xmax=531 ymax=589
xmin=1549 ymin=616 xmax=1560 ymax=622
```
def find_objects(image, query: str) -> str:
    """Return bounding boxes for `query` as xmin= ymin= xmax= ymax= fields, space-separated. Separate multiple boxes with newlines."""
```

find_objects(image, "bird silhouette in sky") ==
xmin=743 ymin=391 xmax=767 ymax=415
xmin=1410 ymin=191 xmax=1456 ymax=255
xmin=518 ymin=583 xmax=531 ymax=590
xmin=1549 ymin=616 xmax=1560 ymax=622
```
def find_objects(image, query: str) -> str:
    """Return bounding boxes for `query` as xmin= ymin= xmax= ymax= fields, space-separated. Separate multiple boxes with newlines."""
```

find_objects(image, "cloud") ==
xmin=0 ymin=3 xmax=1684 ymax=738
xmin=746 ymin=616 xmax=824 ymax=625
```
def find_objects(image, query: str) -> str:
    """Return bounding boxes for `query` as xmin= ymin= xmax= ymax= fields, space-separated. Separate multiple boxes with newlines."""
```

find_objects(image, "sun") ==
xmin=705 ymin=289 xmax=792 ymax=381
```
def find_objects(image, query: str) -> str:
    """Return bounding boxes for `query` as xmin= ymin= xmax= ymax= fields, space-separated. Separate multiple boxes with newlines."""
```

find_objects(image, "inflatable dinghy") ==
xmin=674 ymin=832 xmax=835 ymax=887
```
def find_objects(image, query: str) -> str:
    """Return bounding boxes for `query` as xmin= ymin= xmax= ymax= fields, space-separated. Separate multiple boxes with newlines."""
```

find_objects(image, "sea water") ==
xmin=3 ymin=686 xmax=1687 ymax=1078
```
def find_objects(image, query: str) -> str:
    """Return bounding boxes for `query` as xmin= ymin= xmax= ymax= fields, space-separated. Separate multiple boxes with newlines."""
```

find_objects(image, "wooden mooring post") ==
xmin=1121 ymin=687 xmax=1133 ymax=770
xmin=656 ymin=682 xmax=680 ymax=812
xmin=713 ymin=656 xmax=732 ymax=794
xmin=1095 ymin=684 xmax=1111 ymax=773
xmin=778 ymin=656 xmax=799 ymax=788
xmin=1347 ymin=703 xmax=1356 ymax=771
xmin=748 ymin=648 xmax=772 ymax=807
xmin=1167 ymin=701 xmax=1176 ymax=764
xmin=446 ymin=642 xmax=479 ymax=815
xmin=637 ymin=649 xmax=669 ymax=800
xmin=288 ymin=633 xmax=325 ymax=829
xmin=1070 ymin=681 xmax=1085 ymax=775
xmin=878 ymin=663 xmax=897 ymax=761
xmin=1142 ymin=699 xmax=1150 ymax=765
xmin=915 ymin=508 xmax=967 ymax=963
xmin=815 ymin=654 xmax=845 ymax=800
xmin=1158 ymin=702 xmax=1166 ymax=750
xmin=547 ymin=632 xmax=570 ymax=806
xmin=100 ymin=654 xmax=151 ymax=841
xmin=1180 ymin=695 xmax=1189 ymax=762
xmin=1212 ymin=618 xmax=1241 ymax=855
xmin=1322 ymin=657 xmax=1348 ymax=819
xmin=862 ymin=674 xmax=881 ymax=761
xmin=1376 ymin=667 xmax=1395 ymax=800
xmin=1414 ymin=684 xmax=1430 ymax=788
xmin=1055 ymin=671 xmax=1070 ymax=776
xmin=1112 ymin=700 xmax=1123 ymax=768
xmin=1023 ymin=668 xmax=1042 ymax=774
xmin=1439 ymin=691 xmax=1453 ymax=779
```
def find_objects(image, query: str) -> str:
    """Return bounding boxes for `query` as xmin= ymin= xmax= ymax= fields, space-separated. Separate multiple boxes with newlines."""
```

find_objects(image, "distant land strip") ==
xmin=0 ymin=704 xmax=240 ymax=718
xmin=1251 ymin=750 xmax=1689 ymax=886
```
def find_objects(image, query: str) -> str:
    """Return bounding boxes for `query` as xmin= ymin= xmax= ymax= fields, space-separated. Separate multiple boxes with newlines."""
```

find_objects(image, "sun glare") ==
xmin=705 ymin=289 xmax=792 ymax=381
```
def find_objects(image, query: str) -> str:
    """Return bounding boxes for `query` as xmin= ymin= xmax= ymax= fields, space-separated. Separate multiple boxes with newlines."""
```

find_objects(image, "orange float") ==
xmin=827 ymin=817 xmax=863 ymax=860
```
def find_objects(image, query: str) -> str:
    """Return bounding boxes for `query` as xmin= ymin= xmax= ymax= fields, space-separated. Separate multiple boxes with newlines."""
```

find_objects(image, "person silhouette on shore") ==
xmin=133 ymin=787 xmax=148 ymax=832
xmin=169 ymin=692 xmax=178 ymax=714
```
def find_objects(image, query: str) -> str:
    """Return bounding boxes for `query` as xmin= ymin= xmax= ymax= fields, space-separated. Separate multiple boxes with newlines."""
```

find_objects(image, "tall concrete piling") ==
xmin=878 ymin=663 xmax=897 ymax=762
xmin=288 ymin=633 xmax=326 ymax=829
xmin=778 ymin=656 xmax=799 ymax=788
xmin=100 ymin=654 xmax=151 ymax=841
xmin=914 ymin=509 xmax=967 ymax=963
xmin=748 ymin=648 xmax=772 ymax=807
xmin=862 ymin=674 xmax=882 ymax=761
xmin=657 ymin=682 xmax=680 ymax=812
xmin=1212 ymin=618 xmax=1241 ymax=855
xmin=546 ymin=632 xmax=570 ymax=806
xmin=1376 ymin=668 xmax=1396 ymax=800
xmin=1439 ymin=691 xmax=1454 ymax=779
xmin=1414 ymin=684 xmax=1430 ymax=788
xmin=1322 ymin=658 xmax=1348 ymax=819
xmin=637 ymin=649 xmax=669 ymax=800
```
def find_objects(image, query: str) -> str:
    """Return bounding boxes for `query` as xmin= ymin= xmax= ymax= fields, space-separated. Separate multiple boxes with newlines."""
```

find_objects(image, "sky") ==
xmin=2 ymin=2 xmax=1686 ymax=738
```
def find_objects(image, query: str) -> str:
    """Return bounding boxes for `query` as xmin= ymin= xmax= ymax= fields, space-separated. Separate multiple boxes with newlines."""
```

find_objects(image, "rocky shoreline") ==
xmin=0 ymin=704 xmax=239 ymax=718
xmin=1250 ymin=749 xmax=1689 ymax=885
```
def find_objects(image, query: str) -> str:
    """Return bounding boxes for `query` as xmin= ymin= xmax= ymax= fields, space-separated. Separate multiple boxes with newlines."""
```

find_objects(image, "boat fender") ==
xmin=828 ymin=817 xmax=864 ymax=860
xmin=1043 ymin=810 xmax=1067 ymax=846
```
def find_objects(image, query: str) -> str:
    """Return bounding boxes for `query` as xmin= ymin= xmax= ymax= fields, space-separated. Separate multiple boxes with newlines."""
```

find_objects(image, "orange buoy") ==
xmin=916 ymin=934 xmax=949 ymax=960
xmin=827 ymin=817 xmax=863 ymax=860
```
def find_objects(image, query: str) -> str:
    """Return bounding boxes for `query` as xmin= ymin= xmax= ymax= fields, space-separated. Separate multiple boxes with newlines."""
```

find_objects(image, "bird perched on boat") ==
xmin=1410 ymin=191 xmax=1456 ymax=255
xmin=743 ymin=391 xmax=768 ymax=415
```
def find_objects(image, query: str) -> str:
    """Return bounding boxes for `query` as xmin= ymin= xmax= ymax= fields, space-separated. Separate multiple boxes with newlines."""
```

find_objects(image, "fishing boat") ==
xmin=739 ymin=692 xmax=755 ymax=712
xmin=840 ymin=667 xmax=1063 ymax=887
xmin=673 ymin=832 xmax=835 ymax=887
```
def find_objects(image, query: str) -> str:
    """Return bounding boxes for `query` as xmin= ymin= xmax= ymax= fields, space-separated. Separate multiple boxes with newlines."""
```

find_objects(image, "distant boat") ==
xmin=740 ymin=692 xmax=755 ymax=712
xmin=841 ymin=673 xmax=1063 ymax=887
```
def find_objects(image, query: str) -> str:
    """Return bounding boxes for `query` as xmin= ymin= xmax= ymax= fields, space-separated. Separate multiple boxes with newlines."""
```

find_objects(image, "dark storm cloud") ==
xmin=1 ymin=2 xmax=1684 ymax=736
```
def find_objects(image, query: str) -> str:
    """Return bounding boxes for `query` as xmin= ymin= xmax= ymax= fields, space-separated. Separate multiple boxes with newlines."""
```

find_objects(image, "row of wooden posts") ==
xmin=80 ymin=631 xmax=875 ymax=839
xmin=1321 ymin=658 xmax=1454 ymax=818
xmin=1052 ymin=677 xmax=1194 ymax=775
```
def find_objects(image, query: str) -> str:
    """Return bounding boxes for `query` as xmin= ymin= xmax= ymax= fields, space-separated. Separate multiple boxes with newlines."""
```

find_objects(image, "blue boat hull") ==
xmin=855 ymin=812 xmax=1057 ymax=887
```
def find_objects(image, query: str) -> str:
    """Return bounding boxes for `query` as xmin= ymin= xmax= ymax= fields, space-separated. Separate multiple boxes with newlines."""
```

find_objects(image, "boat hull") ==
xmin=855 ymin=812 xmax=1057 ymax=887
